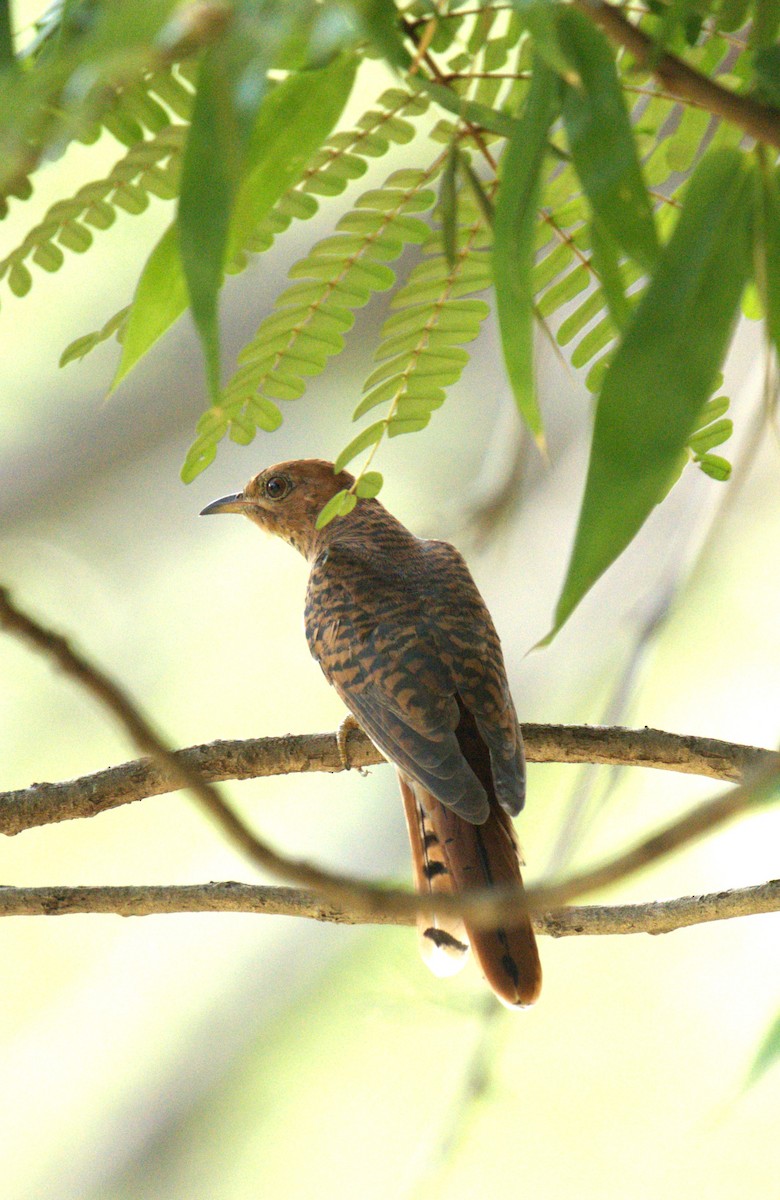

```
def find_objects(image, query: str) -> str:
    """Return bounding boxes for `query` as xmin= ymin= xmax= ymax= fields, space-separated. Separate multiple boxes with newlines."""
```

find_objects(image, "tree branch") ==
xmin=574 ymin=0 xmax=780 ymax=149
xmin=1 ymin=723 xmax=772 ymax=837
xmin=1 ymin=878 xmax=778 ymax=937
xmin=1 ymin=585 xmax=779 ymax=931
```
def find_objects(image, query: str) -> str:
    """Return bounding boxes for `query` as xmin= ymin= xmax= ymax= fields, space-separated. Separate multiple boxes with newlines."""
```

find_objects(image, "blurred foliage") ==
xmin=2 ymin=0 xmax=780 ymax=629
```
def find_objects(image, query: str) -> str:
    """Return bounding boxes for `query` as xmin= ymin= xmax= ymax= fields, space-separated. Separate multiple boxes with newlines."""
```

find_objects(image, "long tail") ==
xmin=398 ymin=772 xmax=542 ymax=1008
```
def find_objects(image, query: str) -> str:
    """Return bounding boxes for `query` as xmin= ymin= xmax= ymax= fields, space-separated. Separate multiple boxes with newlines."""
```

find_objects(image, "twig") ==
xmin=1 ymin=878 xmax=778 ymax=936
xmin=1 ymin=724 xmax=772 ymax=837
xmin=1 ymin=586 xmax=779 ymax=929
xmin=573 ymin=0 xmax=780 ymax=149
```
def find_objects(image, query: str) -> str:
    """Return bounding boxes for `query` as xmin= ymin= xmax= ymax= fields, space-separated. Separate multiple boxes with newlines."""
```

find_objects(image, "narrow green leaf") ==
xmin=493 ymin=57 xmax=560 ymax=442
xmin=112 ymin=222 xmax=187 ymax=392
xmin=547 ymin=149 xmax=753 ymax=641
xmin=113 ymin=55 xmax=358 ymax=395
xmin=509 ymin=0 xmax=577 ymax=81
xmin=755 ymin=162 xmax=780 ymax=359
xmin=178 ymin=41 xmax=260 ymax=399
xmin=440 ymin=138 xmax=459 ymax=269
xmin=557 ymin=7 xmax=659 ymax=271
xmin=459 ymin=157 xmax=495 ymax=229
xmin=589 ymin=218 xmax=630 ymax=332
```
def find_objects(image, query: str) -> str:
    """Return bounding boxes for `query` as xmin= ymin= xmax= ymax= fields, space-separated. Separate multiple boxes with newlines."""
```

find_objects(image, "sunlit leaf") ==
xmin=493 ymin=57 xmax=560 ymax=442
xmin=315 ymin=488 xmax=356 ymax=528
xmin=547 ymin=149 xmax=753 ymax=641
xmin=114 ymin=53 xmax=358 ymax=394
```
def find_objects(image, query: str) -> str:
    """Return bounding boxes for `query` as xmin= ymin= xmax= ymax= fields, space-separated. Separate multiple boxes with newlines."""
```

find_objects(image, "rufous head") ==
xmin=200 ymin=459 xmax=355 ymax=559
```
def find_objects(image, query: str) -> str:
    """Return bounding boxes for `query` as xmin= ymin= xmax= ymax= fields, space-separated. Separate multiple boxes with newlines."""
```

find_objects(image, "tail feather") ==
xmin=399 ymin=769 xmax=541 ymax=1007
xmin=398 ymin=772 xmax=469 ymax=977
xmin=425 ymin=792 xmax=542 ymax=1008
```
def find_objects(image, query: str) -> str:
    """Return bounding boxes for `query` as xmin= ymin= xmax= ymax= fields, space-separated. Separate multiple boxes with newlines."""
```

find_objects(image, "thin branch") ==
xmin=1 ymin=878 xmax=779 ymax=937
xmin=1 ymin=724 xmax=772 ymax=837
xmin=573 ymin=0 xmax=780 ymax=150
xmin=2 ymin=586 xmax=779 ymax=930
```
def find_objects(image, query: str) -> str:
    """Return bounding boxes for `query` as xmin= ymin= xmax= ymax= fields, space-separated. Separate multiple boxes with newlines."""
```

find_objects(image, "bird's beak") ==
xmin=199 ymin=493 xmax=249 ymax=516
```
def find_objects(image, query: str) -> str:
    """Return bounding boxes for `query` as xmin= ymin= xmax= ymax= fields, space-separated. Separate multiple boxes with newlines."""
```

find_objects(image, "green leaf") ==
xmin=334 ymin=421 xmax=386 ymax=471
xmin=112 ymin=222 xmax=187 ymax=392
xmin=439 ymin=138 xmax=459 ymax=269
xmin=747 ymin=1012 xmax=780 ymax=1087
xmin=493 ymin=57 xmax=560 ymax=443
xmin=692 ymin=395 xmax=729 ymax=430
xmin=688 ymin=417 xmax=733 ymax=455
xmin=509 ymin=0 xmax=577 ymax=81
xmin=178 ymin=39 xmax=266 ymax=400
xmin=557 ymin=7 xmax=659 ymax=271
xmin=315 ymin=488 xmax=356 ymax=529
xmin=547 ymin=149 xmax=753 ymax=641
xmin=755 ymin=162 xmax=780 ymax=360
xmin=355 ymin=470 xmax=383 ymax=498
xmin=114 ymin=53 xmax=358 ymax=395
xmin=695 ymin=453 xmax=731 ymax=481
xmin=589 ymin=218 xmax=630 ymax=332
xmin=0 ymin=0 xmax=14 ymax=71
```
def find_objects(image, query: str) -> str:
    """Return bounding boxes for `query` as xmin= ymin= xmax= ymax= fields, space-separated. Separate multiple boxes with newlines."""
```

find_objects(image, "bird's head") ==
xmin=200 ymin=459 xmax=355 ymax=558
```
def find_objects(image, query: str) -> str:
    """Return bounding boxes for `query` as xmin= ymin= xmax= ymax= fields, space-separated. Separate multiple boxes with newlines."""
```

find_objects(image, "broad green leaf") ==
xmin=557 ymin=7 xmax=659 ymax=271
xmin=113 ymin=54 xmax=358 ymax=394
xmin=493 ymin=57 xmax=560 ymax=442
xmin=547 ymin=149 xmax=753 ymax=641
xmin=747 ymin=1012 xmax=780 ymax=1087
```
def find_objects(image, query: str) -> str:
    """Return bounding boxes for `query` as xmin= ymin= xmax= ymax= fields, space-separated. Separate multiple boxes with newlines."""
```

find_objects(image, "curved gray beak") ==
xmin=199 ymin=493 xmax=248 ymax=516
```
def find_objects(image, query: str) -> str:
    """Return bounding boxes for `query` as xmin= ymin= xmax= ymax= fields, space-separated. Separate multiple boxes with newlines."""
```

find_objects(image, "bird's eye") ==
xmin=265 ymin=475 xmax=290 ymax=500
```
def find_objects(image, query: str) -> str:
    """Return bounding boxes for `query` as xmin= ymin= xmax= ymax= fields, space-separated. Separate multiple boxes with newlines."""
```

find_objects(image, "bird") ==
xmin=201 ymin=459 xmax=541 ymax=1007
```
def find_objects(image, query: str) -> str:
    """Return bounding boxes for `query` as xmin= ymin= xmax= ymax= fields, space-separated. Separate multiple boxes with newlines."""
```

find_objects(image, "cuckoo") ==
xmin=201 ymin=459 xmax=541 ymax=1007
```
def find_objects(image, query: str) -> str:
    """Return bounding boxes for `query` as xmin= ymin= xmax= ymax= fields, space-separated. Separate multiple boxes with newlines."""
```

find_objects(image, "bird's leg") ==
xmin=336 ymin=713 xmax=367 ymax=774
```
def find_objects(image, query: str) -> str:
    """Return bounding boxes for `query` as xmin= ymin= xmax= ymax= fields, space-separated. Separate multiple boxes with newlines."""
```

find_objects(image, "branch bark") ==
xmin=1 ymin=585 xmax=779 ymax=931
xmin=1 ymin=723 xmax=773 ymax=837
xmin=573 ymin=0 xmax=780 ymax=149
xmin=2 ymin=878 xmax=779 ymax=937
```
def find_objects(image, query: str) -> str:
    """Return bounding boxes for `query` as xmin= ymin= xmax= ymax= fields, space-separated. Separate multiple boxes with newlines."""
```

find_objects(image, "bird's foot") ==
xmin=337 ymin=714 xmax=367 ymax=774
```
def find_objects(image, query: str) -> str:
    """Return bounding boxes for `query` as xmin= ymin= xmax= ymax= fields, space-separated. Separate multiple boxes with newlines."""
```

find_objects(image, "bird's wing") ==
xmin=419 ymin=539 xmax=526 ymax=816
xmin=305 ymin=541 xmax=491 ymax=822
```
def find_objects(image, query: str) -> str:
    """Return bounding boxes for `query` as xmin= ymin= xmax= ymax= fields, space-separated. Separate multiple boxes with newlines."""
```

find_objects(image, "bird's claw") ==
xmin=337 ymin=714 xmax=367 ymax=774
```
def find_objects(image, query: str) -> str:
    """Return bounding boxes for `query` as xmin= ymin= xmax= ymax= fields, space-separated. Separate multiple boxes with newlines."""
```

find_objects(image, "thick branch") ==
xmin=574 ymin=0 xmax=780 ymax=149
xmin=1 ymin=724 xmax=773 ymax=837
xmin=1 ymin=878 xmax=778 ymax=937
